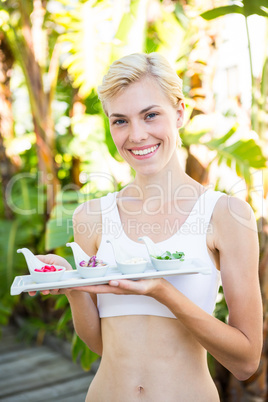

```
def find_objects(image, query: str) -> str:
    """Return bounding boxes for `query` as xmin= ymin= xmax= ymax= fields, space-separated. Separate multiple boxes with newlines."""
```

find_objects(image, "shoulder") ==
xmin=212 ymin=193 xmax=258 ymax=250
xmin=72 ymin=198 xmax=104 ymax=254
xmin=213 ymin=193 xmax=256 ymax=231
xmin=73 ymin=198 xmax=102 ymax=225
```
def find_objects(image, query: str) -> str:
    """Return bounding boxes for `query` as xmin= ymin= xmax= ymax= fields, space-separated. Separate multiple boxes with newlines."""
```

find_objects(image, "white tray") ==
xmin=10 ymin=258 xmax=211 ymax=295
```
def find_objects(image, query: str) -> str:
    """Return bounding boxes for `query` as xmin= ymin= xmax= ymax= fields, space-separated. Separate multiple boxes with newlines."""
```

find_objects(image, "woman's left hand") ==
xmin=69 ymin=278 xmax=164 ymax=297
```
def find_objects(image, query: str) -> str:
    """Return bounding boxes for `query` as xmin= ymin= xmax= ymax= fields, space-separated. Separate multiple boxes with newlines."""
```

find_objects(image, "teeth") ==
xmin=131 ymin=144 xmax=159 ymax=156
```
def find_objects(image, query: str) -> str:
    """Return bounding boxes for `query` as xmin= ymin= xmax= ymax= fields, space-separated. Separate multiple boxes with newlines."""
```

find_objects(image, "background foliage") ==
xmin=0 ymin=0 xmax=267 ymax=400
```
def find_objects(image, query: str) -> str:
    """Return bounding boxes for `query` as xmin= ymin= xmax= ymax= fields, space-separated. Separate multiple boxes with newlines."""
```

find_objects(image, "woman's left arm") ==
xmin=151 ymin=195 xmax=263 ymax=381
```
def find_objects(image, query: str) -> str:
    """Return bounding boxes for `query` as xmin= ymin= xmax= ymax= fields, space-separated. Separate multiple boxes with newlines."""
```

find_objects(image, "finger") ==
xmin=109 ymin=279 xmax=156 ymax=295
xmin=50 ymin=289 xmax=61 ymax=295
xmin=69 ymin=284 xmax=124 ymax=294
xmin=109 ymin=279 xmax=142 ymax=292
xmin=28 ymin=291 xmax=37 ymax=296
xmin=69 ymin=285 xmax=112 ymax=293
xmin=35 ymin=255 xmax=72 ymax=271
xmin=36 ymin=254 xmax=56 ymax=265
xmin=41 ymin=290 xmax=51 ymax=295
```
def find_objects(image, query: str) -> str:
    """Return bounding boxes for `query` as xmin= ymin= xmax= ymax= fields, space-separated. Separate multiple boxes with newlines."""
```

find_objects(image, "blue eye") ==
xmin=113 ymin=119 xmax=126 ymax=125
xmin=146 ymin=113 xmax=157 ymax=119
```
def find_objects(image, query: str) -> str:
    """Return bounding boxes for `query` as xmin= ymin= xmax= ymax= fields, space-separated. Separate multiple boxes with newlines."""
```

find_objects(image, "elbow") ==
xmin=232 ymin=339 xmax=263 ymax=381
xmin=90 ymin=344 xmax=103 ymax=357
xmin=80 ymin=335 xmax=103 ymax=357
xmin=233 ymin=359 xmax=260 ymax=382
xmin=74 ymin=329 xmax=103 ymax=356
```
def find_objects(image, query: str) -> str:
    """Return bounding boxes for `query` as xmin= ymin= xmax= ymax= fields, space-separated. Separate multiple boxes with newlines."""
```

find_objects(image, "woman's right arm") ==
xmin=65 ymin=199 xmax=103 ymax=355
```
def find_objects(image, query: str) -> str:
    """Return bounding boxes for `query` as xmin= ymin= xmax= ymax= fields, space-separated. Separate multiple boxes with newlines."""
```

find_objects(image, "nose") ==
xmin=128 ymin=121 xmax=148 ymax=143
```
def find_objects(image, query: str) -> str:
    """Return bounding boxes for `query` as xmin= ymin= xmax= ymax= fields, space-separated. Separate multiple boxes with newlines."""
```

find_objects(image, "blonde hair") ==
xmin=98 ymin=52 xmax=184 ymax=115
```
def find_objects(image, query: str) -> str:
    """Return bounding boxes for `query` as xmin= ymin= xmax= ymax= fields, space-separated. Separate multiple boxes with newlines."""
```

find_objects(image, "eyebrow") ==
xmin=109 ymin=105 xmax=160 ymax=118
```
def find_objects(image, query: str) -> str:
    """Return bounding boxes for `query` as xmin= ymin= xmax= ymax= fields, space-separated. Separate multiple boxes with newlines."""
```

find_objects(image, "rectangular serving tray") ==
xmin=10 ymin=258 xmax=211 ymax=295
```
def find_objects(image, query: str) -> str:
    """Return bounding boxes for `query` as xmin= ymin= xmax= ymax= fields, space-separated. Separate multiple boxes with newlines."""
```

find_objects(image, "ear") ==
xmin=176 ymin=101 xmax=185 ymax=128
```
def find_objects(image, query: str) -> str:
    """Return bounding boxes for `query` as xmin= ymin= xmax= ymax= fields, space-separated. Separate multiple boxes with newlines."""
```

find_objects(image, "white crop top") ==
xmin=96 ymin=189 xmax=224 ymax=319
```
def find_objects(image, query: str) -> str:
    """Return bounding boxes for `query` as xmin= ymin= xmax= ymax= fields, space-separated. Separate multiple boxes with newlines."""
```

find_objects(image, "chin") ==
xmin=135 ymin=165 xmax=163 ymax=176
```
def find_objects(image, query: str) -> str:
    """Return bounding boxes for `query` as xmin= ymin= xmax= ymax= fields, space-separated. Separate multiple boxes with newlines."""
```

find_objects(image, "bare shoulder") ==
xmin=212 ymin=194 xmax=259 ymax=273
xmin=72 ymin=198 xmax=102 ymax=255
xmin=213 ymin=194 xmax=257 ymax=235
xmin=73 ymin=198 xmax=102 ymax=224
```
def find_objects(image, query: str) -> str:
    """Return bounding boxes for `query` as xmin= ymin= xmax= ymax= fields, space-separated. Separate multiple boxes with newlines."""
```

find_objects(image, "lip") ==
xmin=128 ymin=143 xmax=160 ymax=160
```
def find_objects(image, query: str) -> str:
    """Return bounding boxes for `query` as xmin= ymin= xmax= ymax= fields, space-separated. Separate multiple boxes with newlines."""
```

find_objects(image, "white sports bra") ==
xmin=96 ymin=189 xmax=224 ymax=319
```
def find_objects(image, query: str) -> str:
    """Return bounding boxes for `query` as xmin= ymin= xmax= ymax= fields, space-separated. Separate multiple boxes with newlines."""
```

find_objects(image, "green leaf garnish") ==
xmin=151 ymin=250 xmax=185 ymax=260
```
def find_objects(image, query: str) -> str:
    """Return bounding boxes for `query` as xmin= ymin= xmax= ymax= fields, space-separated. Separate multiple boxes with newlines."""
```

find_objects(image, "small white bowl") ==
xmin=116 ymin=260 xmax=148 ymax=275
xmin=30 ymin=266 xmax=66 ymax=283
xmin=150 ymin=257 xmax=184 ymax=271
xmin=77 ymin=264 xmax=109 ymax=279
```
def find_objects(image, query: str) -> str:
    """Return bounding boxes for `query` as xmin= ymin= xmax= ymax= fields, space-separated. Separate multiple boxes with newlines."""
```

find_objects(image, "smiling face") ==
xmin=106 ymin=77 xmax=184 ymax=176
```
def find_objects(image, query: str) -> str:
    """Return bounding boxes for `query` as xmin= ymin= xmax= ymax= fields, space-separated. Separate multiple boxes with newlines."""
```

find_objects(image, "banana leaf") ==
xmin=201 ymin=1 xmax=268 ymax=20
xmin=205 ymin=137 xmax=266 ymax=185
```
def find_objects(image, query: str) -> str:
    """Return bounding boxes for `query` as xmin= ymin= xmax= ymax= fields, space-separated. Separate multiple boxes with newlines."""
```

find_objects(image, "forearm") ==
xmin=66 ymin=291 xmax=102 ymax=355
xmin=153 ymin=280 xmax=262 ymax=381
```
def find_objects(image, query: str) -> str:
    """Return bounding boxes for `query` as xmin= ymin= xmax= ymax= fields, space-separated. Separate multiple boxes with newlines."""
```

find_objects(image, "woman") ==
xmin=32 ymin=53 xmax=262 ymax=401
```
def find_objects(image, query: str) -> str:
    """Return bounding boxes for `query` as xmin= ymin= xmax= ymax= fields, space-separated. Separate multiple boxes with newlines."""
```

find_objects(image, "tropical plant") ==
xmin=0 ymin=0 xmax=267 ymax=386
xmin=0 ymin=0 xmax=60 ymax=199
xmin=200 ymin=1 xmax=268 ymax=399
xmin=200 ymin=0 xmax=268 ymax=135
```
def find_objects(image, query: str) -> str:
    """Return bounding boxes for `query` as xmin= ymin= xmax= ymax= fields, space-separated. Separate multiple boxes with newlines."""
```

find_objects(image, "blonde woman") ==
xmin=32 ymin=53 xmax=262 ymax=401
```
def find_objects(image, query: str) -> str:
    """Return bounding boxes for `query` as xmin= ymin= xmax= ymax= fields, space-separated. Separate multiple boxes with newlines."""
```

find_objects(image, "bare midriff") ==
xmin=85 ymin=315 xmax=220 ymax=402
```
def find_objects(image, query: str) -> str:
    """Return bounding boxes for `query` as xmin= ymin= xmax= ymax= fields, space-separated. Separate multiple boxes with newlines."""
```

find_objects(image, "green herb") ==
xmin=152 ymin=251 xmax=185 ymax=261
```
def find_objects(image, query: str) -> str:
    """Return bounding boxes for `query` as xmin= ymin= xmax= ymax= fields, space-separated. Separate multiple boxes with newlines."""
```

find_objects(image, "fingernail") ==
xmin=110 ymin=280 xmax=119 ymax=287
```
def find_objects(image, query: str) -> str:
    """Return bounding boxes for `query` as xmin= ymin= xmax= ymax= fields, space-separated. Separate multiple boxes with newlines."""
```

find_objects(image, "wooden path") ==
xmin=0 ymin=325 xmax=99 ymax=401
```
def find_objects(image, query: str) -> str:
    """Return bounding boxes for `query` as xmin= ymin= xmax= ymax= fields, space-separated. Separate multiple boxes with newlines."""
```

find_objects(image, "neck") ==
xmin=130 ymin=153 xmax=198 ymax=202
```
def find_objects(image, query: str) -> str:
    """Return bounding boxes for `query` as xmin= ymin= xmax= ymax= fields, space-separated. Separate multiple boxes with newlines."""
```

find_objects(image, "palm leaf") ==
xmin=204 ymin=124 xmax=239 ymax=148
xmin=201 ymin=2 xmax=268 ymax=19
xmin=113 ymin=0 xmax=149 ymax=58
xmin=200 ymin=5 xmax=245 ymax=20
xmin=45 ymin=217 xmax=75 ymax=251
xmin=180 ymin=131 xmax=207 ymax=147
xmin=205 ymin=137 xmax=266 ymax=184
xmin=151 ymin=6 xmax=185 ymax=61
xmin=45 ymin=192 xmax=81 ymax=250
xmin=52 ymin=0 xmax=130 ymax=98
xmin=0 ymin=175 xmax=46 ymax=294
xmin=53 ymin=2 xmax=113 ymax=98
xmin=72 ymin=332 xmax=99 ymax=371
xmin=102 ymin=111 xmax=121 ymax=160
xmin=243 ymin=0 xmax=268 ymax=17
xmin=182 ymin=119 xmax=266 ymax=185
xmin=0 ymin=220 xmax=19 ymax=293
xmin=52 ymin=0 xmax=152 ymax=98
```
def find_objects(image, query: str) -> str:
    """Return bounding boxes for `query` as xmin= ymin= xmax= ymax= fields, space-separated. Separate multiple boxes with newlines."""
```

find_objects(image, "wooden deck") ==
xmin=0 ymin=325 xmax=99 ymax=401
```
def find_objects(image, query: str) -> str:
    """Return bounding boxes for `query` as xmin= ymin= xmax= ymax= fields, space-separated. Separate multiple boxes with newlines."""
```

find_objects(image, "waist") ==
xmin=86 ymin=317 xmax=220 ymax=402
xmin=87 ymin=371 xmax=219 ymax=402
xmin=88 ymin=316 xmax=219 ymax=402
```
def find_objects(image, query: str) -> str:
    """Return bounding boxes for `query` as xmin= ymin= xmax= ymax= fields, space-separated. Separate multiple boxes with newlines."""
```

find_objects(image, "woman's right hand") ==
xmin=28 ymin=254 xmax=73 ymax=297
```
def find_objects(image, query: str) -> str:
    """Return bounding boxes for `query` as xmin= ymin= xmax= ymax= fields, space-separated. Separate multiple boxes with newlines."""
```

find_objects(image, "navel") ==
xmin=138 ymin=385 xmax=144 ymax=394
